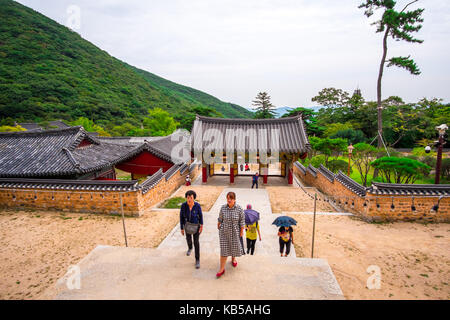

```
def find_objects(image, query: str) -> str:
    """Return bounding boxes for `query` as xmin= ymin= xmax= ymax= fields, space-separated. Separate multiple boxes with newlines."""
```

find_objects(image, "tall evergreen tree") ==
xmin=252 ymin=92 xmax=277 ymax=119
xmin=359 ymin=0 xmax=424 ymax=150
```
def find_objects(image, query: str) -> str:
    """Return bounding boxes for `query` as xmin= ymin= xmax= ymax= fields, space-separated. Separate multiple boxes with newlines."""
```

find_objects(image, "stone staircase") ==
xmin=46 ymin=188 xmax=344 ymax=300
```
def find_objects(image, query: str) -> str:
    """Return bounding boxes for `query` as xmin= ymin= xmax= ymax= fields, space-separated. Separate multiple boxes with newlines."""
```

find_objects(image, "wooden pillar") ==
xmin=288 ymin=160 xmax=294 ymax=185
xmin=260 ymin=163 xmax=268 ymax=184
xmin=202 ymin=162 xmax=207 ymax=183
xmin=230 ymin=164 xmax=234 ymax=184
xmin=281 ymin=162 xmax=286 ymax=177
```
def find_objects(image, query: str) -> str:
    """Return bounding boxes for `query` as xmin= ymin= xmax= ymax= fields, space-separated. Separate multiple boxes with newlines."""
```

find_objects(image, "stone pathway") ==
xmin=46 ymin=187 xmax=344 ymax=300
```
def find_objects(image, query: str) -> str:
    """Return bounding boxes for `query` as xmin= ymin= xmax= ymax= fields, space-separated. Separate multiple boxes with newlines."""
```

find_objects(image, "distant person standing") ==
xmin=251 ymin=172 xmax=259 ymax=189
xmin=180 ymin=190 xmax=203 ymax=269
xmin=185 ymin=174 xmax=191 ymax=186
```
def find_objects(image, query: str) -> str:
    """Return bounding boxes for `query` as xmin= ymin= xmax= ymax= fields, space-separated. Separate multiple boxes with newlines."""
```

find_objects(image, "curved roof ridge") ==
xmin=195 ymin=114 xmax=302 ymax=123
xmin=67 ymin=127 xmax=100 ymax=151
xmin=371 ymin=182 xmax=450 ymax=189
xmin=0 ymin=126 xmax=83 ymax=137
xmin=62 ymin=147 xmax=82 ymax=170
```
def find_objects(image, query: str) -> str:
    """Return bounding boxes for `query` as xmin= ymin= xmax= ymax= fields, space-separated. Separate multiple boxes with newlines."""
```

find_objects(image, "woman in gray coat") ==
xmin=216 ymin=191 xmax=245 ymax=278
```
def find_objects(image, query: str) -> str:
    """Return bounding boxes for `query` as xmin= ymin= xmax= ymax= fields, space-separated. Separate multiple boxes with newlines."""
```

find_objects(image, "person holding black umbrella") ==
xmin=278 ymin=226 xmax=294 ymax=257
xmin=273 ymin=216 xmax=297 ymax=257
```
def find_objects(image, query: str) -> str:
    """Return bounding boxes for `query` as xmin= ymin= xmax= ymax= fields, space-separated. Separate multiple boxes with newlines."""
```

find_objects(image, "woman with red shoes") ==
xmin=216 ymin=191 xmax=245 ymax=278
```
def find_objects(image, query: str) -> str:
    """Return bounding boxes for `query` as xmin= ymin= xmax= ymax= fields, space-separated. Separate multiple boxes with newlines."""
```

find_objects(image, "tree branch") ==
xmin=401 ymin=0 xmax=419 ymax=13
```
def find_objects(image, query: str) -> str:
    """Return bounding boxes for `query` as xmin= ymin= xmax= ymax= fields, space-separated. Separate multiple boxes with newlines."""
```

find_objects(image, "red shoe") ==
xmin=216 ymin=270 xmax=225 ymax=278
xmin=232 ymin=260 xmax=237 ymax=268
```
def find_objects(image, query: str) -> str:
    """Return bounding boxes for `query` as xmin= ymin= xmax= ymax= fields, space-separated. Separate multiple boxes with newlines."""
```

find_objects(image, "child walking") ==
xmin=245 ymin=220 xmax=261 ymax=255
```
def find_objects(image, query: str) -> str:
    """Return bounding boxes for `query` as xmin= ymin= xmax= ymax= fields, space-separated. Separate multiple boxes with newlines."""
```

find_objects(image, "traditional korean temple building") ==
xmin=0 ymin=126 xmax=184 ymax=181
xmin=17 ymin=120 xmax=71 ymax=132
xmin=190 ymin=115 xmax=311 ymax=185
xmin=0 ymin=126 xmax=198 ymax=215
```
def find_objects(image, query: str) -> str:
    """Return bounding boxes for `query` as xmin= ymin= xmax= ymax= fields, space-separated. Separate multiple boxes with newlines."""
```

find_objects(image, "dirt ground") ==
xmin=171 ymin=185 xmax=225 ymax=211
xmin=0 ymin=209 xmax=179 ymax=300
xmin=266 ymin=186 xmax=335 ymax=213
xmin=289 ymin=213 xmax=450 ymax=300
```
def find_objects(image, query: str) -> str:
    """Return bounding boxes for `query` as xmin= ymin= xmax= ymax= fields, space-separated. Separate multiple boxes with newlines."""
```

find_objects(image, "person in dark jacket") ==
xmin=251 ymin=172 xmax=259 ymax=189
xmin=180 ymin=190 xmax=203 ymax=269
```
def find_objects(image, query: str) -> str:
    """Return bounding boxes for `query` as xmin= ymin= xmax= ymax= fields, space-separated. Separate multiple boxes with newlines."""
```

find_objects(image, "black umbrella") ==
xmin=272 ymin=216 xmax=297 ymax=227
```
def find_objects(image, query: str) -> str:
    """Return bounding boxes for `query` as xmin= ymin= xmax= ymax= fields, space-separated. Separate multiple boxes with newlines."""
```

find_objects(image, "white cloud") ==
xmin=16 ymin=0 xmax=450 ymax=109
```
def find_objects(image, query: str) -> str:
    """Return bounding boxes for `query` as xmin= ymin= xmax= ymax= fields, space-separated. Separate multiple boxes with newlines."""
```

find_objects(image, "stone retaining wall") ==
xmin=0 ymin=162 xmax=201 ymax=217
xmin=293 ymin=162 xmax=449 ymax=222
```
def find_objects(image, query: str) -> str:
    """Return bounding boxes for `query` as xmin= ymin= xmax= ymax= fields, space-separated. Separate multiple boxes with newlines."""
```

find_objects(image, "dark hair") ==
xmin=185 ymin=190 xmax=197 ymax=199
xmin=226 ymin=191 xmax=236 ymax=200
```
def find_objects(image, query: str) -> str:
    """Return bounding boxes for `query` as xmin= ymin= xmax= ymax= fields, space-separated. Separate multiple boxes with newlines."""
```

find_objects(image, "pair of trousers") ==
xmin=186 ymin=231 xmax=200 ymax=260
xmin=279 ymin=238 xmax=291 ymax=255
xmin=246 ymin=238 xmax=256 ymax=255
xmin=251 ymin=181 xmax=258 ymax=189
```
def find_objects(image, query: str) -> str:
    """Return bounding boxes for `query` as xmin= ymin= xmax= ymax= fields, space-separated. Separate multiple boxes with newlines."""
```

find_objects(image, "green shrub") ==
xmin=370 ymin=156 xmax=431 ymax=184
xmin=442 ymin=158 xmax=450 ymax=179
xmin=412 ymin=147 xmax=437 ymax=158
xmin=327 ymin=159 xmax=352 ymax=174
xmin=162 ymin=197 xmax=186 ymax=209
xmin=378 ymin=147 xmax=401 ymax=158
xmin=406 ymin=155 xmax=419 ymax=161
xmin=303 ymin=155 xmax=326 ymax=168
xmin=418 ymin=156 xmax=436 ymax=177
xmin=330 ymin=129 xmax=367 ymax=144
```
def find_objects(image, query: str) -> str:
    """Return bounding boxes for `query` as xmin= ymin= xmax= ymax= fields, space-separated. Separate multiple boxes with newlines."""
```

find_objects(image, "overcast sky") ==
xmin=16 ymin=0 xmax=450 ymax=109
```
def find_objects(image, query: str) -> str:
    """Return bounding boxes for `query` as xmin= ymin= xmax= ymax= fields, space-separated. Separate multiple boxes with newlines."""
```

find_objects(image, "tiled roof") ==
xmin=17 ymin=121 xmax=70 ymax=131
xmin=307 ymin=164 xmax=317 ymax=177
xmin=0 ymin=178 xmax=139 ymax=191
xmin=367 ymin=183 xmax=450 ymax=196
xmin=164 ymin=163 xmax=183 ymax=181
xmin=191 ymin=115 xmax=310 ymax=154
xmin=17 ymin=123 xmax=42 ymax=131
xmin=294 ymin=161 xmax=306 ymax=175
xmin=180 ymin=163 xmax=189 ymax=175
xmin=318 ymin=164 xmax=335 ymax=182
xmin=335 ymin=171 xmax=367 ymax=196
xmin=140 ymin=169 xmax=165 ymax=194
xmin=0 ymin=127 xmax=137 ymax=178
xmin=98 ymin=130 xmax=188 ymax=164
xmin=97 ymin=136 xmax=160 ymax=146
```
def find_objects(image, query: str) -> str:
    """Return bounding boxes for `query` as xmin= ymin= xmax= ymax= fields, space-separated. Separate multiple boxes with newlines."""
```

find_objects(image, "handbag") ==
xmin=184 ymin=206 xmax=199 ymax=235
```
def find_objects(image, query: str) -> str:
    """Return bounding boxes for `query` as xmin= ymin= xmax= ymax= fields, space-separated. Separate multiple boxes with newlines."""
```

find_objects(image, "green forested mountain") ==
xmin=131 ymin=66 xmax=252 ymax=119
xmin=0 ymin=0 xmax=252 ymax=130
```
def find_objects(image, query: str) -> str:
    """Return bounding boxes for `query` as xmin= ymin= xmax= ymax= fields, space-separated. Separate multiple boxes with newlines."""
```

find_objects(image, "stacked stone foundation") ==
xmin=0 ymin=162 xmax=201 ymax=217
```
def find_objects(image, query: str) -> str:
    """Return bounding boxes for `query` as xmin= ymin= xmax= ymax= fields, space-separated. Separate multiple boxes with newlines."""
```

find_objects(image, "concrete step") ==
xmin=45 ymin=187 xmax=344 ymax=300
xmin=49 ymin=245 xmax=343 ymax=300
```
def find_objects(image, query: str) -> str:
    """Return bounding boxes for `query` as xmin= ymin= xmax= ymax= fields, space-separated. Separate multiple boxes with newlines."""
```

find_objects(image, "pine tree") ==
xmin=252 ymin=92 xmax=277 ymax=119
xmin=359 ymin=0 xmax=424 ymax=150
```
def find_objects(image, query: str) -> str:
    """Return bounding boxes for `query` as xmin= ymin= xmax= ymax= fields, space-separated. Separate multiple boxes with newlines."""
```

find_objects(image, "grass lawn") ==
xmin=161 ymin=197 xmax=186 ymax=209
xmin=115 ymin=168 xmax=131 ymax=181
